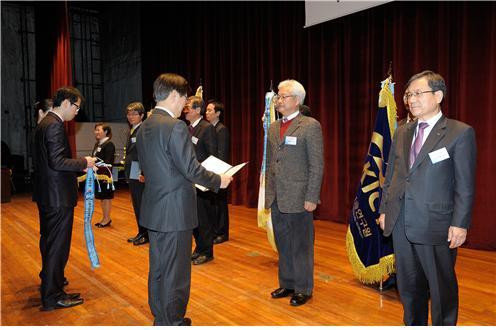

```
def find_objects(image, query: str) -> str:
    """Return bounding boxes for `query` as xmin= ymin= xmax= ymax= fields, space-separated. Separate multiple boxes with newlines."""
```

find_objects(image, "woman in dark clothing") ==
xmin=92 ymin=123 xmax=115 ymax=228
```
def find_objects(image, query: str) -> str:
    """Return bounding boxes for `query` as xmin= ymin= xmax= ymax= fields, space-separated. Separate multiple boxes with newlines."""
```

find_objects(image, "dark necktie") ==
xmin=188 ymin=125 xmax=194 ymax=135
xmin=409 ymin=122 xmax=429 ymax=167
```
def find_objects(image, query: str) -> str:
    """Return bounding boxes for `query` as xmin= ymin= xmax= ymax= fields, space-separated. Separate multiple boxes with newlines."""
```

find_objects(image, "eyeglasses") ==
xmin=403 ymin=90 xmax=436 ymax=101
xmin=70 ymin=102 xmax=81 ymax=112
xmin=274 ymin=94 xmax=295 ymax=102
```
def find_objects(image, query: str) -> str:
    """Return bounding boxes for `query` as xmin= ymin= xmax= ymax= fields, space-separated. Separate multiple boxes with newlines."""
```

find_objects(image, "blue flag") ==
xmin=345 ymin=77 xmax=397 ymax=283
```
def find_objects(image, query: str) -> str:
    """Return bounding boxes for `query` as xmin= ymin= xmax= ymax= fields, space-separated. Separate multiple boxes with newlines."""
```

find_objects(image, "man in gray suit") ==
xmin=379 ymin=70 xmax=477 ymax=325
xmin=137 ymin=73 xmax=232 ymax=326
xmin=265 ymin=79 xmax=324 ymax=307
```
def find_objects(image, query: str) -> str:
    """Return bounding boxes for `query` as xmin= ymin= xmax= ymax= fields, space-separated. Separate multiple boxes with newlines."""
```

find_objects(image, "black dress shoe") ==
xmin=213 ymin=235 xmax=228 ymax=244
xmin=290 ymin=293 xmax=312 ymax=306
xmin=192 ymin=255 xmax=213 ymax=265
xmin=95 ymin=220 xmax=112 ymax=228
xmin=191 ymin=251 xmax=200 ymax=260
xmin=127 ymin=233 xmax=142 ymax=243
xmin=133 ymin=235 xmax=149 ymax=245
xmin=179 ymin=317 xmax=192 ymax=326
xmin=62 ymin=291 xmax=81 ymax=299
xmin=271 ymin=287 xmax=295 ymax=298
xmin=41 ymin=297 xmax=84 ymax=311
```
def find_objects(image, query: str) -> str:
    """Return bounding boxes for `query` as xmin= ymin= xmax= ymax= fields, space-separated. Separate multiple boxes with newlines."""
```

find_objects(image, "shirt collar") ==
xmin=99 ymin=137 xmax=110 ymax=145
xmin=191 ymin=117 xmax=202 ymax=128
xmin=155 ymin=106 xmax=175 ymax=118
xmin=284 ymin=111 xmax=300 ymax=122
xmin=48 ymin=110 xmax=64 ymax=122
xmin=419 ymin=110 xmax=442 ymax=128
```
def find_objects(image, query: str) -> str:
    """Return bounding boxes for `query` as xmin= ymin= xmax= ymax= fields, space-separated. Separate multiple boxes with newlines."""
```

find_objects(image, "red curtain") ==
xmin=138 ymin=1 xmax=494 ymax=250
xmin=35 ymin=1 xmax=75 ymax=155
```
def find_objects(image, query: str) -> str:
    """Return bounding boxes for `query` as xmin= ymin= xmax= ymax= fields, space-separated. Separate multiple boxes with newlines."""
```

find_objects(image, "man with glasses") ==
xmin=265 ymin=79 xmax=324 ymax=306
xmin=33 ymin=86 xmax=96 ymax=310
xmin=137 ymin=73 xmax=232 ymax=326
xmin=378 ymin=70 xmax=477 ymax=325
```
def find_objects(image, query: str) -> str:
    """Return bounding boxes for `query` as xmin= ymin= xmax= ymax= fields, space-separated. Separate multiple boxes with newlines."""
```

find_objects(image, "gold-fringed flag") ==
xmin=345 ymin=76 xmax=397 ymax=283
xmin=257 ymin=89 xmax=277 ymax=251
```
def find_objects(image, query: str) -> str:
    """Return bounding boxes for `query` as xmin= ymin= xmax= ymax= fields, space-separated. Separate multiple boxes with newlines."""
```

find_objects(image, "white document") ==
xmin=429 ymin=147 xmax=450 ymax=164
xmin=130 ymin=161 xmax=141 ymax=180
xmin=195 ymin=155 xmax=248 ymax=192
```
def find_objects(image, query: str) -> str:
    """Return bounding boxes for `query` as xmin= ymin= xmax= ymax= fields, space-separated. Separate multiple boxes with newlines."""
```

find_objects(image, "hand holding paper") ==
xmin=196 ymin=155 xmax=248 ymax=191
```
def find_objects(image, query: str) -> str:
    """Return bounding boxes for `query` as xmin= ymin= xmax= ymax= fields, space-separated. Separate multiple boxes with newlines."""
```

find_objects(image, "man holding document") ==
xmin=265 ymin=79 xmax=324 ymax=307
xmin=378 ymin=70 xmax=476 ymax=325
xmin=137 ymin=73 xmax=232 ymax=326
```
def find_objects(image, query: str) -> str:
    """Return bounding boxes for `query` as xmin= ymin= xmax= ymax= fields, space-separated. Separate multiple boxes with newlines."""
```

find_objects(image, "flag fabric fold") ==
xmin=345 ymin=77 xmax=397 ymax=283
xmin=257 ymin=90 xmax=278 ymax=252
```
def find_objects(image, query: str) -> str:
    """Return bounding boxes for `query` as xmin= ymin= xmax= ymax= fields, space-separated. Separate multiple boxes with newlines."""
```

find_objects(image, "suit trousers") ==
xmin=148 ymin=229 xmax=192 ymax=326
xmin=271 ymin=200 xmax=314 ymax=295
xmin=214 ymin=189 xmax=229 ymax=238
xmin=392 ymin=204 xmax=458 ymax=325
xmin=193 ymin=190 xmax=215 ymax=257
xmin=37 ymin=205 xmax=74 ymax=307
xmin=128 ymin=179 xmax=146 ymax=235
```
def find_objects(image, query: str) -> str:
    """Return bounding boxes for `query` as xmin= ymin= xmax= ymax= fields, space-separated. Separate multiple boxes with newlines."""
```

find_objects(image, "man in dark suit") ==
xmin=205 ymin=100 xmax=231 ymax=244
xmin=265 ymin=79 xmax=324 ymax=307
xmin=124 ymin=102 xmax=148 ymax=245
xmin=183 ymin=96 xmax=218 ymax=265
xmin=379 ymin=70 xmax=477 ymax=325
xmin=137 ymin=73 xmax=232 ymax=326
xmin=33 ymin=86 xmax=96 ymax=311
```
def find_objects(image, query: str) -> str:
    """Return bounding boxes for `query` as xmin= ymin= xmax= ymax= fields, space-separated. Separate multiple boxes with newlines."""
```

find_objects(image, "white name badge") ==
xmin=285 ymin=136 xmax=297 ymax=145
xmin=131 ymin=137 xmax=136 ymax=144
xmin=429 ymin=147 xmax=450 ymax=164
xmin=96 ymin=147 xmax=102 ymax=153
xmin=191 ymin=136 xmax=199 ymax=145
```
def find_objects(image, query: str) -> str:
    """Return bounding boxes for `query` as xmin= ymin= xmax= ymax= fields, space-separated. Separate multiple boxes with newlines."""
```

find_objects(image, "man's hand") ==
xmin=138 ymin=175 xmax=145 ymax=183
xmin=448 ymin=226 xmax=467 ymax=249
xmin=219 ymin=174 xmax=233 ymax=189
xmin=304 ymin=201 xmax=317 ymax=212
xmin=85 ymin=156 xmax=97 ymax=168
xmin=378 ymin=213 xmax=386 ymax=230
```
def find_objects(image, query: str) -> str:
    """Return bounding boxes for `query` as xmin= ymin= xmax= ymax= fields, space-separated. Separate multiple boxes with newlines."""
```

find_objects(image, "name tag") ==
xmin=285 ymin=136 xmax=297 ymax=145
xmin=131 ymin=137 xmax=136 ymax=144
xmin=429 ymin=147 xmax=450 ymax=164
xmin=191 ymin=136 xmax=199 ymax=145
xmin=96 ymin=147 xmax=102 ymax=153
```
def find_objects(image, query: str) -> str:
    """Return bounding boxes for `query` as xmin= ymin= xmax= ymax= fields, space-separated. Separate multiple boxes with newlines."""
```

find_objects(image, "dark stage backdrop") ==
xmin=137 ymin=1 xmax=494 ymax=250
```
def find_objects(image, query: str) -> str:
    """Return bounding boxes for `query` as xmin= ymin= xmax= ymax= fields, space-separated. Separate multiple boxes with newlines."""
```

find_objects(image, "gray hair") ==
xmin=278 ymin=79 xmax=306 ymax=104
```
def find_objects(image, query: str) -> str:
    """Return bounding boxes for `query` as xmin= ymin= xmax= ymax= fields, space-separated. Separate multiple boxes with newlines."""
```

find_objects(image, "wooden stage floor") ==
xmin=1 ymin=190 xmax=495 ymax=326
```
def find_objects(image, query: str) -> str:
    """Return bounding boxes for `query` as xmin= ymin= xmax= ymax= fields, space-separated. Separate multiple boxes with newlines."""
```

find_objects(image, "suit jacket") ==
xmin=33 ymin=112 xmax=87 ymax=207
xmin=124 ymin=124 xmax=141 ymax=181
xmin=191 ymin=119 xmax=217 ymax=162
xmin=137 ymin=108 xmax=221 ymax=233
xmin=265 ymin=113 xmax=324 ymax=213
xmin=214 ymin=121 xmax=230 ymax=163
xmin=379 ymin=115 xmax=477 ymax=245
xmin=92 ymin=139 xmax=115 ymax=165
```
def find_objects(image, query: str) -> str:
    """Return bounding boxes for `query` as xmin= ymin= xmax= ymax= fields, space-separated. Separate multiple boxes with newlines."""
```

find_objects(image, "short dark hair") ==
xmin=187 ymin=95 xmax=205 ymax=115
xmin=126 ymin=102 xmax=145 ymax=116
xmin=207 ymin=100 xmax=225 ymax=121
xmin=95 ymin=122 xmax=112 ymax=139
xmin=406 ymin=70 xmax=447 ymax=100
xmin=52 ymin=86 xmax=84 ymax=108
xmin=153 ymin=73 xmax=190 ymax=102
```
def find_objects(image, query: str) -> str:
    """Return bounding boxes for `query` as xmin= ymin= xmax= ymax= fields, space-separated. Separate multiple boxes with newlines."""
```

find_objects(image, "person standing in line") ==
xmin=92 ymin=123 xmax=115 ymax=228
xmin=265 ymin=79 xmax=324 ymax=307
xmin=379 ymin=70 xmax=477 ymax=325
xmin=205 ymin=100 xmax=231 ymax=244
xmin=124 ymin=102 xmax=148 ymax=245
xmin=183 ymin=96 xmax=218 ymax=265
xmin=33 ymin=86 xmax=96 ymax=310
xmin=137 ymin=73 xmax=232 ymax=326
